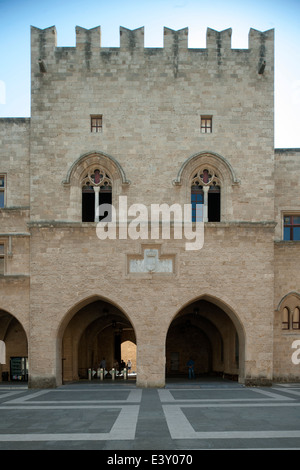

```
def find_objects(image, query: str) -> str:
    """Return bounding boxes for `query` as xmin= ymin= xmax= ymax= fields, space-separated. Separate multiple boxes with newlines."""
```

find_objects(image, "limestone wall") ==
xmin=273 ymin=149 xmax=300 ymax=380
xmin=28 ymin=221 xmax=275 ymax=387
xmin=27 ymin=25 xmax=276 ymax=387
xmin=0 ymin=119 xmax=30 ymax=333
xmin=29 ymin=26 xmax=275 ymax=224
xmin=0 ymin=118 xmax=30 ymax=210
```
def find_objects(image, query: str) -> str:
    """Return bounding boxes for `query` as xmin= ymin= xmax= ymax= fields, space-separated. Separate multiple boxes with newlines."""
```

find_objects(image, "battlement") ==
xmin=30 ymin=25 xmax=274 ymax=82
xmin=31 ymin=25 xmax=274 ymax=62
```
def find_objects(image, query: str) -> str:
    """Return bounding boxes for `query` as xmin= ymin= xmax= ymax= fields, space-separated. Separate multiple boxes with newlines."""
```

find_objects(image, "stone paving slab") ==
xmin=0 ymin=379 xmax=300 ymax=453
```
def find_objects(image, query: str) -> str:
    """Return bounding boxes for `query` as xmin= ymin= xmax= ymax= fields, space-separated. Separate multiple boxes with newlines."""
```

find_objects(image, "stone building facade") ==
xmin=0 ymin=25 xmax=299 ymax=388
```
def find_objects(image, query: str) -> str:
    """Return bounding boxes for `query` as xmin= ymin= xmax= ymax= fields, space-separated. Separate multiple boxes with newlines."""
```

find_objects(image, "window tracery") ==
xmin=191 ymin=168 xmax=221 ymax=188
xmin=81 ymin=168 xmax=112 ymax=190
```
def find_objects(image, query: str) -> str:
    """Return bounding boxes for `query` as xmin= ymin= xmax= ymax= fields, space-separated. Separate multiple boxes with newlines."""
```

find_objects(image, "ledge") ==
xmin=275 ymin=148 xmax=300 ymax=153
xmin=0 ymin=232 xmax=30 ymax=237
xmin=0 ymin=274 xmax=30 ymax=280
xmin=27 ymin=220 xmax=277 ymax=228
xmin=28 ymin=221 xmax=94 ymax=228
xmin=275 ymin=240 xmax=300 ymax=245
xmin=206 ymin=221 xmax=276 ymax=228
xmin=0 ymin=118 xmax=30 ymax=125
xmin=0 ymin=206 xmax=30 ymax=212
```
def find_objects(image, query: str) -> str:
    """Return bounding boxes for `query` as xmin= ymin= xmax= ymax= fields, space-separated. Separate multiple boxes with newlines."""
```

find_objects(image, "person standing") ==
xmin=187 ymin=358 xmax=195 ymax=379
xmin=100 ymin=357 xmax=106 ymax=369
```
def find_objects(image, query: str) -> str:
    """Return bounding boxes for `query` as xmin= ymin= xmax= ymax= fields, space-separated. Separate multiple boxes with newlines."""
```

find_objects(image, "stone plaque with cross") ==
xmin=127 ymin=246 xmax=175 ymax=275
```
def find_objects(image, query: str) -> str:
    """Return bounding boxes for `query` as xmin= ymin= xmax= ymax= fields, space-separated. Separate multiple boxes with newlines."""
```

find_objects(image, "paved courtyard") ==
xmin=0 ymin=378 xmax=300 ymax=451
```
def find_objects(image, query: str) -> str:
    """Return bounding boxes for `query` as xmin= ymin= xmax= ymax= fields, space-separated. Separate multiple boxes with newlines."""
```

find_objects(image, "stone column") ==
xmin=136 ymin=329 xmax=166 ymax=388
xmin=93 ymin=186 xmax=100 ymax=222
xmin=203 ymin=185 xmax=209 ymax=222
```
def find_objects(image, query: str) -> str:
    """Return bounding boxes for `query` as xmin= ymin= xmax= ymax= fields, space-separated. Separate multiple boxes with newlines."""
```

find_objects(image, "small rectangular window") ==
xmin=201 ymin=116 xmax=212 ymax=134
xmin=0 ymin=244 xmax=4 ymax=274
xmin=0 ymin=174 xmax=5 ymax=208
xmin=284 ymin=215 xmax=300 ymax=241
xmin=91 ymin=115 xmax=103 ymax=133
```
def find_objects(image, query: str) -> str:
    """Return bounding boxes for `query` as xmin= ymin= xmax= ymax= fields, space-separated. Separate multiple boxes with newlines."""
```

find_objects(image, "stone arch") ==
xmin=62 ymin=151 xmax=131 ymax=187
xmin=173 ymin=151 xmax=240 ymax=222
xmin=57 ymin=294 xmax=136 ymax=383
xmin=173 ymin=151 xmax=240 ymax=187
xmin=276 ymin=292 xmax=300 ymax=331
xmin=57 ymin=294 xmax=135 ymax=337
xmin=166 ymin=293 xmax=246 ymax=382
xmin=0 ymin=309 xmax=28 ymax=382
xmin=276 ymin=292 xmax=300 ymax=312
xmin=170 ymin=292 xmax=245 ymax=334
xmin=62 ymin=151 xmax=131 ymax=222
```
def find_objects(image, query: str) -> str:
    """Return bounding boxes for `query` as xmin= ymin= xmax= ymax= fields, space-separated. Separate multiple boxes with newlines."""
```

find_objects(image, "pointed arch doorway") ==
xmin=166 ymin=296 xmax=245 ymax=382
xmin=0 ymin=309 xmax=28 ymax=382
xmin=61 ymin=298 xmax=136 ymax=383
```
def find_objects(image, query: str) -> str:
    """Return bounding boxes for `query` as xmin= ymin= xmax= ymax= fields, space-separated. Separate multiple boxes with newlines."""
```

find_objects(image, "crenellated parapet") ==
xmin=163 ymin=27 xmax=189 ymax=50
xmin=206 ymin=28 xmax=232 ymax=50
xmin=76 ymin=26 xmax=101 ymax=49
xmin=30 ymin=25 xmax=274 ymax=76
xmin=120 ymin=27 xmax=144 ymax=50
xmin=31 ymin=25 xmax=57 ymax=58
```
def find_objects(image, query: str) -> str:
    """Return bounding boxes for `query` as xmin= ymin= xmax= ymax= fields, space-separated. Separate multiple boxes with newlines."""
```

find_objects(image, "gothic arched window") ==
xmin=81 ymin=167 xmax=112 ymax=222
xmin=62 ymin=151 xmax=130 ymax=223
xmin=191 ymin=167 xmax=221 ymax=222
xmin=293 ymin=307 xmax=300 ymax=330
xmin=282 ymin=307 xmax=290 ymax=330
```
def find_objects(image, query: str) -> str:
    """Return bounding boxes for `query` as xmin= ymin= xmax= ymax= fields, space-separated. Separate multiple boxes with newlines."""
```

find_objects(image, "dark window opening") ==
xmin=191 ymin=186 xmax=220 ymax=222
xmin=82 ymin=188 xmax=112 ymax=222
xmin=82 ymin=192 xmax=94 ymax=222
xmin=208 ymin=189 xmax=220 ymax=222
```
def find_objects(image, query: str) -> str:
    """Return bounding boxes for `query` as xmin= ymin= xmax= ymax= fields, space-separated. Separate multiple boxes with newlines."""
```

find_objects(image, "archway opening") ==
xmin=0 ymin=310 xmax=28 ymax=382
xmin=166 ymin=299 xmax=241 ymax=382
xmin=61 ymin=299 xmax=136 ymax=382
xmin=121 ymin=340 xmax=137 ymax=378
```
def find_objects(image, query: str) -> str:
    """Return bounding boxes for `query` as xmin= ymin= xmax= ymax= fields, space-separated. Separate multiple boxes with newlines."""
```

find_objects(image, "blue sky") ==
xmin=0 ymin=0 xmax=299 ymax=147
